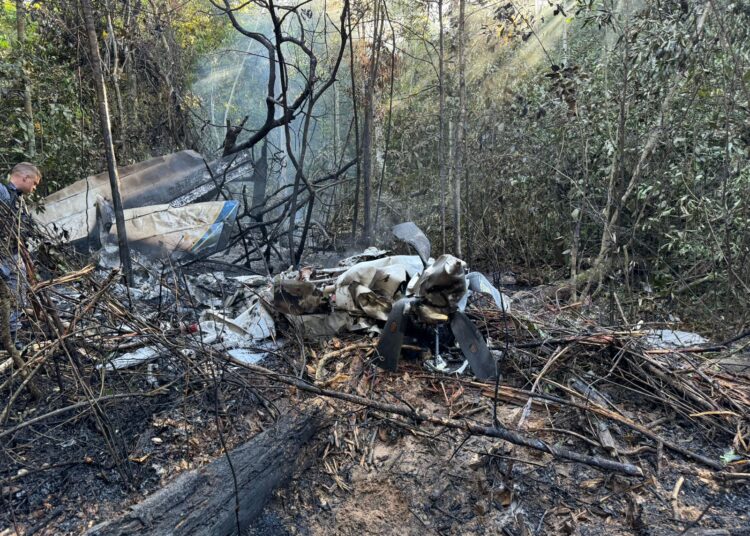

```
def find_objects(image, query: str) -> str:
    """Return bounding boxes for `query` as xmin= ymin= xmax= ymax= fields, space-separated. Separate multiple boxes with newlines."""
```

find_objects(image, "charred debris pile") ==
xmin=1 ymin=215 xmax=750 ymax=534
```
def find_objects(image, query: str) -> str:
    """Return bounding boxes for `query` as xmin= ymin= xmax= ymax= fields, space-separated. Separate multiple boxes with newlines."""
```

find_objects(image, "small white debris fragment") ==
xmin=151 ymin=463 xmax=167 ymax=476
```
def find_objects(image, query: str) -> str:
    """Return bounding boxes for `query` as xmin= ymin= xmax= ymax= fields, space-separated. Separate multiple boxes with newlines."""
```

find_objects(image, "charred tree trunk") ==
xmin=80 ymin=0 xmax=134 ymax=285
xmin=250 ymin=139 xmax=269 ymax=217
xmin=249 ymin=139 xmax=271 ymax=268
xmin=84 ymin=402 xmax=330 ymax=536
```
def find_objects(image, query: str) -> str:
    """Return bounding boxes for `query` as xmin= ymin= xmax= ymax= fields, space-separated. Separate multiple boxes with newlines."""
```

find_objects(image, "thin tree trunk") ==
xmin=128 ymin=50 xmax=138 ymax=127
xmin=348 ymin=8 xmax=361 ymax=242
xmin=326 ymin=1 xmax=341 ymax=228
xmin=250 ymin=140 xmax=269 ymax=220
xmin=465 ymin=149 xmax=471 ymax=264
xmin=453 ymin=0 xmax=466 ymax=257
xmin=361 ymin=0 xmax=384 ymax=245
xmin=80 ymin=0 xmax=134 ymax=285
xmin=105 ymin=2 xmax=128 ymax=158
xmin=448 ymin=118 xmax=454 ymax=237
xmin=249 ymin=139 xmax=271 ymax=268
xmin=570 ymin=137 xmax=588 ymax=301
xmin=438 ymin=0 xmax=447 ymax=254
xmin=562 ymin=15 xmax=568 ymax=65
xmin=209 ymin=60 xmax=216 ymax=145
xmin=16 ymin=0 xmax=35 ymax=158
xmin=374 ymin=4 xmax=395 ymax=229
xmin=333 ymin=71 xmax=340 ymax=163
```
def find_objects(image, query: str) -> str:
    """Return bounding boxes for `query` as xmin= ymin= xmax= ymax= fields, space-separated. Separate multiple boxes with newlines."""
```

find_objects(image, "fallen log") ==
xmin=85 ymin=400 xmax=329 ymax=536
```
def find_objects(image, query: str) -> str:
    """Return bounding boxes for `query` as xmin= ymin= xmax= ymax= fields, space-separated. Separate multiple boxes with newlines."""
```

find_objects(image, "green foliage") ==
xmin=172 ymin=1 xmax=233 ymax=69
xmin=379 ymin=0 xmax=750 ymax=333
xmin=0 ymin=0 xmax=231 ymax=191
xmin=0 ymin=0 xmax=746 ymax=332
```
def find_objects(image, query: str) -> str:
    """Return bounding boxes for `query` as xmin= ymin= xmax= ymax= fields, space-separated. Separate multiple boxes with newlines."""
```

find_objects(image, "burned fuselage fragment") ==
xmin=35 ymin=151 xmax=242 ymax=259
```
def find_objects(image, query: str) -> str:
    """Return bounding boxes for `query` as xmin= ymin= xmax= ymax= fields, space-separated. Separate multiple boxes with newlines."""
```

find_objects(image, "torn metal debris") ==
xmin=334 ymin=255 xmax=424 ymax=321
xmin=643 ymin=329 xmax=708 ymax=349
xmin=392 ymin=221 xmax=431 ymax=266
xmin=200 ymin=299 xmax=275 ymax=347
xmin=5 ymin=209 xmax=750 ymax=536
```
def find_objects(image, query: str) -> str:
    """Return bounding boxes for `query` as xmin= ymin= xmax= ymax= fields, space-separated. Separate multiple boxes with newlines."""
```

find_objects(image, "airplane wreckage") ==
xmin=33 ymin=152 xmax=510 ymax=378
xmin=274 ymin=222 xmax=510 ymax=379
xmin=34 ymin=150 xmax=241 ymax=259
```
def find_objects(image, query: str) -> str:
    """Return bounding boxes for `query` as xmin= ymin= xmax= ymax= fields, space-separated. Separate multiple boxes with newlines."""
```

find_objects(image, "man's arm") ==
xmin=0 ymin=183 xmax=10 ymax=206
xmin=0 ymin=184 xmax=12 ymax=281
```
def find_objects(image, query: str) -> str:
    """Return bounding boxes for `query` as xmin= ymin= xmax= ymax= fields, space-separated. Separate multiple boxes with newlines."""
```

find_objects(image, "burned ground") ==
xmin=1 ymin=257 xmax=749 ymax=535
xmin=250 ymin=313 xmax=750 ymax=536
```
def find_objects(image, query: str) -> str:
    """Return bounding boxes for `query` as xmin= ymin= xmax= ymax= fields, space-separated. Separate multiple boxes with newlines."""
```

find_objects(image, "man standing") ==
xmin=0 ymin=162 xmax=41 ymax=347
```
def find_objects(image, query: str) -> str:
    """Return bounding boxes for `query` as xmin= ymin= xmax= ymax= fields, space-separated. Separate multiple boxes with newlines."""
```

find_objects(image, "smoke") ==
xmin=189 ymin=5 xmax=354 ymax=185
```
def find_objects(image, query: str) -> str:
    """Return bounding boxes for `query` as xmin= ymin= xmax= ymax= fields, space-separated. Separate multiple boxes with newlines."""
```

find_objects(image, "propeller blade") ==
xmin=450 ymin=311 xmax=496 ymax=380
xmin=375 ymin=298 xmax=413 ymax=371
